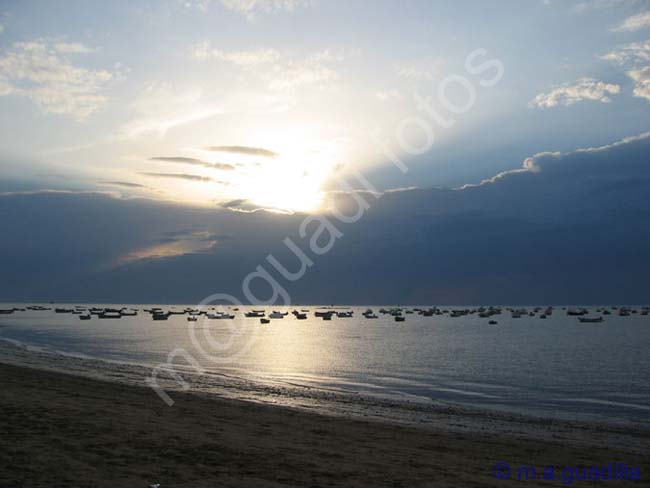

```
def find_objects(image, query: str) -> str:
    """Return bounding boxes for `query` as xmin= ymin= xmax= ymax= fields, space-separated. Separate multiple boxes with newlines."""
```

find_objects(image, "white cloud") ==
xmin=612 ymin=11 xmax=650 ymax=32
xmin=601 ymin=40 xmax=650 ymax=65
xmin=219 ymin=0 xmax=308 ymax=15
xmin=118 ymin=82 xmax=225 ymax=139
xmin=464 ymin=132 xmax=650 ymax=188
xmin=396 ymin=57 xmax=445 ymax=81
xmin=529 ymin=78 xmax=620 ymax=108
xmin=190 ymin=43 xmax=345 ymax=91
xmin=185 ymin=0 xmax=309 ymax=18
xmin=628 ymin=66 xmax=650 ymax=101
xmin=601 ymin=40 xmax=650 ymax=103
xmin=375 ymin=89 xmax=404 ymax=102
xmin=265 ymin=50 xmax=340 ymax=91
xmin=54 ymin=42 xmax=95 ymax=54
xmin=0 ymin=39 xmax=113 ymax=120
xmin=190 ymin=41 xmax=280 ymax=66
xmin=572 ymin=0 xmax=640 ymax=13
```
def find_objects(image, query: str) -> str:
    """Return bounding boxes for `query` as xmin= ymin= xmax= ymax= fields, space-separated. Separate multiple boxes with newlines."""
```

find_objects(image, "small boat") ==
xmin=98 ymin=311 xmax=122 ymax=319
xmin=567 ymin=309 xmax=588 ymax=316
xmin=245 ymin=311 xmax=265 ymax=318
xmin=489 ymin=320 xmax=498 ymax=325
xmin=260 ymin=318 xmax=270 ymax=324
xmin=152 ymin=312 xmax=170 ymax=321
xmin=55 ymin=308 xmax=74 ymax=314
xmin=0 ymin=309 xmax=14 ymax=315
xmin=394 ymin=316 xmax=405 ymax=322
xmin=269 ymin=311 xmax=287 ymax=319
xmin=578 ymin=316 xmax=604 ymax=323
xmin=187 ymin=316 xmax=198 ymax=322
xmin=322 ymin=314 xmax=332 ymax=321
xmin=79 ymin=314 xmax=92 ymax=321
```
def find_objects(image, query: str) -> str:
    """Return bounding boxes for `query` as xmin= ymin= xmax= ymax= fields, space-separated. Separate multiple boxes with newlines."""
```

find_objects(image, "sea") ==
xmin=1 ymin=303 xmax=649 ymax=427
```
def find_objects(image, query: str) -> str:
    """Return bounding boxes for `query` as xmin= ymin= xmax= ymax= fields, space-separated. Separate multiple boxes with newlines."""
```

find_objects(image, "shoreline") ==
xmin=1 ymin=361 xmax=649 ymax=487
xmin=1 ymin=339 xmax=649 ymax=453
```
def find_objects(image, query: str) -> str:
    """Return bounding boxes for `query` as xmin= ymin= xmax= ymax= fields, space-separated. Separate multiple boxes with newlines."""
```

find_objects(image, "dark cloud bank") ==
xmin=1 ymin=133 xmax=650 ymax=304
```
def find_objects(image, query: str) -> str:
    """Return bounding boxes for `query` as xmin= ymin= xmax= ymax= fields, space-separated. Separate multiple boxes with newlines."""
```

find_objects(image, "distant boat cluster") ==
xmin=0 ymin=304 xmax=648 ymax=325
xmin=0 ymin=305 xmax=650 ymax=325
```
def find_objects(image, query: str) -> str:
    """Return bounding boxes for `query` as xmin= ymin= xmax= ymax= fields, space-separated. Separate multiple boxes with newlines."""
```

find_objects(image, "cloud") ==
xmin=218 ymin=198 xmax=284 ymax=213
xmin=265 ymin=50 xmax=341 ymax=91
xmin=118 ymin=82 xmax=224 ymax=139
xmin=219 ymin=0 xmax=309 ymax=17
xmin=190 ymin=42 xmax=281 ymax=65
xmin=461 ymin=133 xmax=650 ymax=191
xmin=600 ymin=40 xmax=650 ymax=65
xmin=139 ymin=172 xmax=213 ymax=182
xmin=572 ymin=0 xmax=641 ymax=13
xmin=2 ymin=132 xmax=650 ymax=304
xmin=0 ymin=23 xmax=4 ymax=34
xmin=612 ymin=11 xmax=650 ymax=32
xmin=190 ymin=43 xmax=344 ymax=91
xmin=601 ymin=41 xmax=650 ymax=102
xmin=628 ymin=66 xmax=650 ymax=101
xmin=529 ymin=78 xmax=620 ymax=108
xmin=185 ymin=0 xmax=309 ymax=19
xmin=396 ymin=57 xmax=445 ymax=81
xmin=205 ymin=145 xmax=278 ymax=158
xmin=149 ymin=156 xmax=236 ymax=170
xmin=375 ymin=89 xmax=404 ymax=102
xmin=54 ymin=42 xmax=95 ymax=54
xmin=0 ymin=39 xmax=114 ymax=120
xmin=101 ymin=181 xmax=150 ymax=189
xmin=116 ymin=229 xmax=217 ymax=266
xmin=220 ymin=198 xmax=248 ymax=208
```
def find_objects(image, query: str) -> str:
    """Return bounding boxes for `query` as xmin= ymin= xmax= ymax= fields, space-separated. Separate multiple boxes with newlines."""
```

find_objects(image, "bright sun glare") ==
xmin=197 ymin=132 xmax=342 ymax=213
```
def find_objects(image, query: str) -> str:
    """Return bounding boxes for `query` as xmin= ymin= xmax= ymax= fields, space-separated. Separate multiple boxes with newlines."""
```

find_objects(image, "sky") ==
xmin=1 ymin=0 xmax=649 ymax=304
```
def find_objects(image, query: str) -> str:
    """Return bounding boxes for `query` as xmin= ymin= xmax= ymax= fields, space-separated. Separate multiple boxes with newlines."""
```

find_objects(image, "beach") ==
xmin=1 ymin=361 xmax=648 ymax=487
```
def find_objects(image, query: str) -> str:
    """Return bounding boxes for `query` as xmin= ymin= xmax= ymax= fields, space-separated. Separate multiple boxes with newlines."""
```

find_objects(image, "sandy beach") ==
xmin=0 ymin=362 xmax=648 ymax=487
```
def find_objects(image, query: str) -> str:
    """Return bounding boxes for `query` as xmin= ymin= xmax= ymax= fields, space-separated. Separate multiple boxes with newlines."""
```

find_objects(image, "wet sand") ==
xmin=0 ymin=362 xmax=648 ymax=487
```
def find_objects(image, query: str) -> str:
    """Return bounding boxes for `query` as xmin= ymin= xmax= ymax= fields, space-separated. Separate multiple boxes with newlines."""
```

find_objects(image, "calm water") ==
xmin=1 ymin=304 xmax=649 ymax=424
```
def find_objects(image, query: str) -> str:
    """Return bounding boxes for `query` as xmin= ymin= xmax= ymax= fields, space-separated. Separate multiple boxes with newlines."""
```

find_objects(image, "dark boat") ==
xmin=98 ymin=311 xmax=122 ymax=319
xmin=394 ymin=316 xmax=405 ymax=322
xmin=578 ymin=316 xmax=604 ymax=323
xmin=260 ymin=318 xmax=270 ymax=324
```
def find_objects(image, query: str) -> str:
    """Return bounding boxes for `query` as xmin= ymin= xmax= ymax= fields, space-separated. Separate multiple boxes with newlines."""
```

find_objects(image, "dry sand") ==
xmin=0 ymin=362 xmax=648 ymax=487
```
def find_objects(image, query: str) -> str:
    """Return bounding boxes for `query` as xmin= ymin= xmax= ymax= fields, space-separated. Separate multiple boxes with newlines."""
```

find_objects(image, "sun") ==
xmin=219 ymin=136 xmax=341 ymax=213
